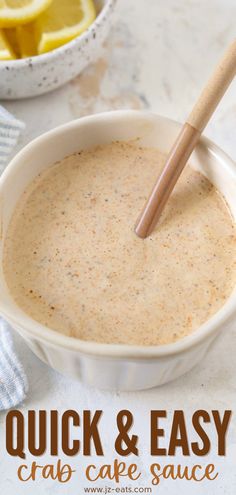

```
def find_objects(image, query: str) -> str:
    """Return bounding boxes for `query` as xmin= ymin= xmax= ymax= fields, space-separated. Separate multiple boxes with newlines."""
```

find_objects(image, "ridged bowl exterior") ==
xmin=4 ymin=318 xmax=224 ymax=390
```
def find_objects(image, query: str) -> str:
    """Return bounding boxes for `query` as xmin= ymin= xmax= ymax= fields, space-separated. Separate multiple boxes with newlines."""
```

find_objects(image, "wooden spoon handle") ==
xmin=135 ymin=123 xmax=200 ymax=238
xmin=187 ymin=39 xmax=236 ymax=132
xmin=135 ymin=40 xmax=236 ymax=239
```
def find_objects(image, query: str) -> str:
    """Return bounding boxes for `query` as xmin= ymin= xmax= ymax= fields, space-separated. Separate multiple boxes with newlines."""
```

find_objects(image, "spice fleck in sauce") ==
xmin=3 ymin=142 xmax=236 ymax=345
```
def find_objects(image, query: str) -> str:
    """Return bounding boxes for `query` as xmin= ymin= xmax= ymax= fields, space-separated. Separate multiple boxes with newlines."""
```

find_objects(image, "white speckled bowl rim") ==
xmin=0 ymin=110 xmax=236 ymax=359
xmin=0 ymin=0 xmax=116 ymax=68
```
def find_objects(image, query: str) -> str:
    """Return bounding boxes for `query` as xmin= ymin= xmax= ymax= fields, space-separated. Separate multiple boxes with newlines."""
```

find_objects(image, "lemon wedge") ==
xmin=17 ymin=23 xmax=37 ymax=57
xmin=4 ymin=24 xmax=38 ymax=58
xmin=0 ymin=29 xmax=15 ymax=59
xmin=0 ymin=0 xmax=53 ymax=28
xmin=35 ymin=0 xmax=96 ymax=55
xmin=4 ymin=27 xmax=20 ymax=56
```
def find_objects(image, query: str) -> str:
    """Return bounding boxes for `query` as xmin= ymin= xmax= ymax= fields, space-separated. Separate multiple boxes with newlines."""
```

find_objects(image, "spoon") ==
xmin=135 ymin=40 xmax=236 ymax=239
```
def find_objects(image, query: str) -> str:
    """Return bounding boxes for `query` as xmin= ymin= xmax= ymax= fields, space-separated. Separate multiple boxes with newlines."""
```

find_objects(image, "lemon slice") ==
xmin=4 ymin=24 xmax=37 ymax=58
xmin=4 ymin=27 xmax=20 ymax=56
xmin=0 ymin=0 xmax=53 ymax=28
xmin=0 ymin=29 xmax=15 ymax=59
xmin=36 ymin=0 xmax=96 ymax=55
xmin=17 ymin=23 xmax=37 ymax=57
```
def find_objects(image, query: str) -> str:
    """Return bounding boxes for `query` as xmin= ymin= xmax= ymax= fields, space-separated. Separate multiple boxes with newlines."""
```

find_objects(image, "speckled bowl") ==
xmin=0 ymin=0 xmax=116 ymax=100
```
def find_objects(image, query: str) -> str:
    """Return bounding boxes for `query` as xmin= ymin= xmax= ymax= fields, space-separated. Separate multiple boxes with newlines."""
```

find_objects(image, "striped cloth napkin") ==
xmin=0 ymin=320 xmax=28 ymax=410
xmin=0 ymin=105 xmax=25 ymax=173
xmin=0 ymin=105 xmax=28 ymax=410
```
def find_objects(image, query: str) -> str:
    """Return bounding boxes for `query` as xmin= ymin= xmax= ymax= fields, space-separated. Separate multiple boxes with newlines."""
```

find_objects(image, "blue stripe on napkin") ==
xmin=0 ymin=105 xmax=25 ymax=173
xmin=0 ymin=106 xmax=27 ymax=410
xmin=0 ymin=319 xmax=28 ymax=410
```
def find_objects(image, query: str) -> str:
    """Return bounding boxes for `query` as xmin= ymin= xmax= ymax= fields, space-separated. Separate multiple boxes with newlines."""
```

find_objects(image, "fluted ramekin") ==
xmin=0 ymin=110 xmax=236 ymax=390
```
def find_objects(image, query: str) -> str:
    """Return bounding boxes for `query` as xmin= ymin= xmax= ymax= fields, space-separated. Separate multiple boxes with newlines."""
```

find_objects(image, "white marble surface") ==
xmin=0 ymin=0 xmax=236 ymax=493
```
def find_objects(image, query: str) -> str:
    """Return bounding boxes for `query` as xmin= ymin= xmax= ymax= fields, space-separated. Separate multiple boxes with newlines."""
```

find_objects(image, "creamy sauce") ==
xmin=3 ymin=142 xmax=236 ymax=345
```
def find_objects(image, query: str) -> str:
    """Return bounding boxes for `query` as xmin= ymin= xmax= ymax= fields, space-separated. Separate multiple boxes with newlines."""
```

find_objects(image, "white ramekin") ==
xmin=0 ymin=110 xmax=236 ymax=391
xmin=0 ymin=0 xmax=116 ymax=99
